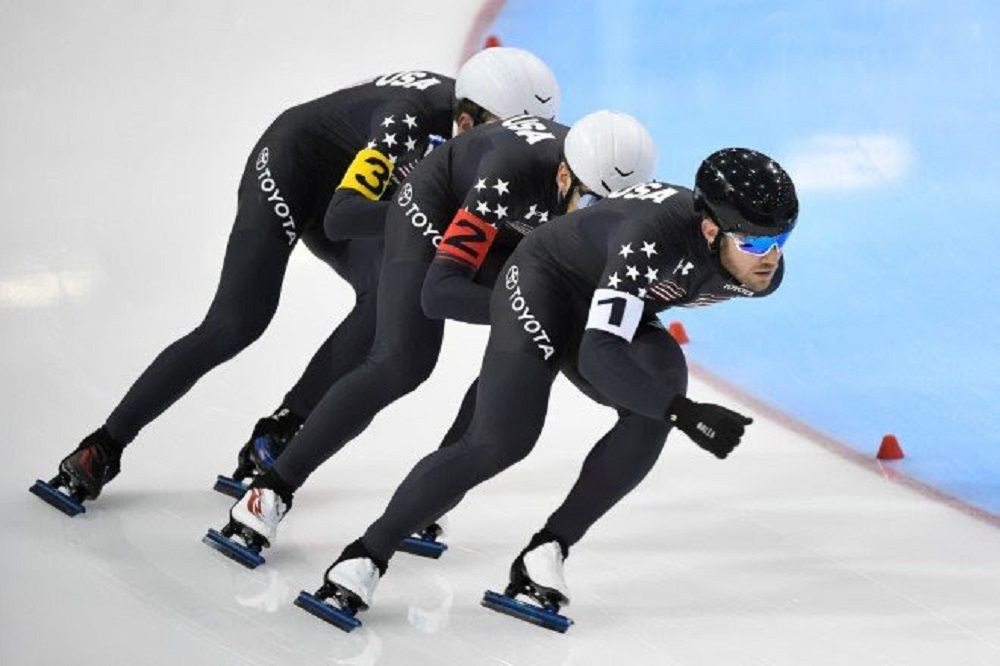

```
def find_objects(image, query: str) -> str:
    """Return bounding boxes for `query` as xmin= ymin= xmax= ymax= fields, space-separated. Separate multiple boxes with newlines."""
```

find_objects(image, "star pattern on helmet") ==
xmin=402 ymin=113 xmax=418 ymax=129
xmin=625 ymin=265 xmax=640 ymax=281
xmin=381 ymin=115 xmax=395 ymax=128
xmin=619 ymin=243 xmax=634 ymax=258
xmin=404 ymin=136 xmax=417 ymax=152
xmin=640 ymin=241 xmax=657 ymax=258
xmin=382 ymin=133 xmax=397 ymax=148
xmin=607 ymin=272 xmax=622 ymax=288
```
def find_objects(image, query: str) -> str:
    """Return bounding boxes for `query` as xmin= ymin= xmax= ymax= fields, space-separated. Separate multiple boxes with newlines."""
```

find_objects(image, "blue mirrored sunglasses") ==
xmin=726 ymin=230 xmax=792 ymax=256
xmin=577 ymin=192 xmax=603 ymax=209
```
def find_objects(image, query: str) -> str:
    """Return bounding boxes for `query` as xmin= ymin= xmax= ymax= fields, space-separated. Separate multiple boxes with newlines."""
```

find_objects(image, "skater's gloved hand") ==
xmin=667 ymin=395 xmax=753 ymax=459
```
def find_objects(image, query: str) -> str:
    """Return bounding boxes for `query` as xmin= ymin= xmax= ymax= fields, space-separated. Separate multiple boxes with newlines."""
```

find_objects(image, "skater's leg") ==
xmin=437 ymin=377 xmax=478 ymax=450
xmin=544 ymin=325 xmax=687 ymax=546
xmin=362 ymin=350 xmax=558 ymax=563
xmin=272 ymin=259 xmax=444 ymax=489
xmin=543 ymin=411 xmax=670 ymax=546
xmin=278 ymin=233 xmax=382 ymax=417
xmin=105 ymin=220 xmax=293 ymax=445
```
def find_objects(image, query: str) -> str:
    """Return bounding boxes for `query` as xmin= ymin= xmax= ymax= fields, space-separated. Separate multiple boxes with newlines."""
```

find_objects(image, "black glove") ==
xmin=667 ymin=395 xmax=753 ymax=459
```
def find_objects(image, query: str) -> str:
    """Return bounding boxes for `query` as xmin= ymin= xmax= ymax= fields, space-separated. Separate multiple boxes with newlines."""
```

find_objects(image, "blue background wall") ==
xmin=491 ymin=1 xmax=1000 ymax=514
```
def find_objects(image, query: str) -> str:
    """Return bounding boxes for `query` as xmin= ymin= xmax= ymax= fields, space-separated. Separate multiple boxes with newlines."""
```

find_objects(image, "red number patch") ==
xmin=436 ymin=209 xmax=498 ymax=269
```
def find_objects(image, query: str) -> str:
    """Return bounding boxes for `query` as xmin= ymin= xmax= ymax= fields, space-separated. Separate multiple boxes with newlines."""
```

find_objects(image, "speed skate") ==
xmin=481 ymin=589 xmax=573 ymax=633
xmin=29 ymin=476 xmax=88 ymax=517
xmin=398 ymin=521 xmax=448 ymax=559
xmin=482 ymin=537 xmax=574 ymax=632
xmin=202 ymin=521 xmax=266 ymax=569
xmin=294 ymin=583 xmax=364 ymax=632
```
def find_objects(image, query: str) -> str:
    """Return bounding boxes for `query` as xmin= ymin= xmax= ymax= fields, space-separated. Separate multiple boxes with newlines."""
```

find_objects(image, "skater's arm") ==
xmin=324 ymin=190 xmax=390 ymax=240
xmin=421 ymin=257 xmax=491 ymax=324
xmin=578 ymin=327 xmax=677 ymax=420
xmin=326 ymin=100 xmax=443 ymax=241
xmin=577 ymin=219 xmax=689 ymax=420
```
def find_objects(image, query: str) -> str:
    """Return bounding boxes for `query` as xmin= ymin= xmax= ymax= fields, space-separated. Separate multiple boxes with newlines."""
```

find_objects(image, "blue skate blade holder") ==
xmin=202 ymin=528 xmax=265 ymax=569
xmin=398 ymin=533 xmax=448 ymax=559
xmin=29 ymin=479 xmax=85 ymax=517
xmin=481 ymin=590 xmax=573 ymax=633
xmin=213 ymin=475 xmax=249 ymax=500
xmin=294 ymin=590 xmax=362 ymax=632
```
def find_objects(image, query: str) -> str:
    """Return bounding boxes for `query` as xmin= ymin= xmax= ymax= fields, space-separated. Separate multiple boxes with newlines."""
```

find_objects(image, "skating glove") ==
xmin=668 ymin=395 xmax=753 ymax=459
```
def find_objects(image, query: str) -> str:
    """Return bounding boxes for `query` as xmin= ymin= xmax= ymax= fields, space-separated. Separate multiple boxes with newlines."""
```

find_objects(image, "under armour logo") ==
xmin=673 ymin=259 xmax=694 ymax=276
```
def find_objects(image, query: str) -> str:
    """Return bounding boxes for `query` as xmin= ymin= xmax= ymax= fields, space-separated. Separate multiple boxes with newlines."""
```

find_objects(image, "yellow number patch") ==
xmin=338 ymin=148 xmax=395 ymax=200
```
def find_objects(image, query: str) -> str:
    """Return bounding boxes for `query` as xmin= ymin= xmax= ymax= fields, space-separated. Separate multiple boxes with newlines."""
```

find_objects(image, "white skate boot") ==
xmin=325 ymin=556 xmax=381 ymax=610
xmin=519 ymin=541 xmax=570 ymax=606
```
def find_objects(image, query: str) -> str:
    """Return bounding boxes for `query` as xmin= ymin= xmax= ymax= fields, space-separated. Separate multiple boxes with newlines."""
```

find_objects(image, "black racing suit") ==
xmin=104 ymin=72 xmax=454 ymax=445
xmin=360 ymin=181 xmax=785 ymax=561
xmin=273 ymin=116 xmax=570 ymax=488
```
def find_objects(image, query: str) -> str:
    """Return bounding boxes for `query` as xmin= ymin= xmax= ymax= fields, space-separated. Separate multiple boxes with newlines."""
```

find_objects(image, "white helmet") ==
xmin=564 ymin=110 xmax=658 ymax=197
xmin=455 ymin=47 xmax=560 ymax=120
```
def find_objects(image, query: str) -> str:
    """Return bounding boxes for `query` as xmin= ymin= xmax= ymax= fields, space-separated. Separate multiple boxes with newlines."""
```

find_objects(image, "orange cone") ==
xmin=484 ymin=35 xmax=502 ymax=48
xmin=668 ymin=321 xmax=689 ymax=345
xmin=877 ymin=434 xmax=904 ymax=460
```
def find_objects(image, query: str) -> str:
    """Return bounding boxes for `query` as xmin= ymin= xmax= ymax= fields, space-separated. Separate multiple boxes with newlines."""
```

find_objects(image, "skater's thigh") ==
xmin=206 ymin=222 xmax=293 ymax=324
xmin=369 ymin=259 xmax=442 ymax=359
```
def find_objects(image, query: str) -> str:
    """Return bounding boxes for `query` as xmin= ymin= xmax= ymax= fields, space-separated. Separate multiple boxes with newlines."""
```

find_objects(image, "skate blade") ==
xmin=29 ymin=479 xmax=86 ymax=517
xmin=202 ymin=528 xmax=265 ymax=569
xmin=294 ymin=590 xmax=362 ymax=632
xmin=481 ymin=590 xmax=573 ymax=633
xmin=213 ymin=475 xmax=249 ymax=500
xmin=398 ymin=534 xmax=448 ymax=559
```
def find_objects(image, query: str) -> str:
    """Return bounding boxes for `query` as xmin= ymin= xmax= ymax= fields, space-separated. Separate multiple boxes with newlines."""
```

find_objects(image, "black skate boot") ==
xmin=30 ymin=427 xmax=124 ymax=517
xmin=296 ymin=539 xmax=388 ymax=632
xmin=214 ymin=407 xmax=304 ymax=498
xmin=481 ymin=529 xmax=574 ymax=632
xmin=204 ymin=469 xmax=294 ymax=569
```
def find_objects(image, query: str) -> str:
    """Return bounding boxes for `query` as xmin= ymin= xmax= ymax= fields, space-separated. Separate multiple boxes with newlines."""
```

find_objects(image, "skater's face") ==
xmin=702 ymin=219 xmax=782 ymax=292
xmin=556 ymin=161 xmax=600 ymax=214
xmin=453 ymin=104 xmax=500 ymax=136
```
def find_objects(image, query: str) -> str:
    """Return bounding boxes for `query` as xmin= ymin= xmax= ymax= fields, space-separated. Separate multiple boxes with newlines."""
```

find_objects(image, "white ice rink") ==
xmin=3 ymin=2 xmax=999 ymax=664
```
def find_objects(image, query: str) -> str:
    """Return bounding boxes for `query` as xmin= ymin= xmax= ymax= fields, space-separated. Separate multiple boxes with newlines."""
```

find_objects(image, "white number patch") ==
xmin=585 ymin=288 xmax=644 ymax=341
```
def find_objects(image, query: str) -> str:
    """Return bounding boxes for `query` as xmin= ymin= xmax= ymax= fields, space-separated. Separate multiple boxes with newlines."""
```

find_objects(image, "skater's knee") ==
xmin=199 ymin=306 xmax=273 ymax=352
xmin=368 ymin=347 xmax=437 ymax=395
xmin=482 ymin=436 xmax=534 ymax=473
